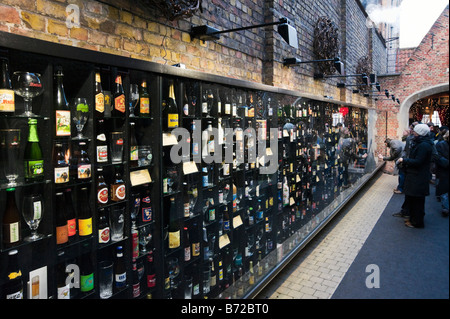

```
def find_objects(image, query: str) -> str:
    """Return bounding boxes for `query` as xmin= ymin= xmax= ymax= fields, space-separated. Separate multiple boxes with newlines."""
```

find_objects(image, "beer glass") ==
xmin=98 ymin=260 xmax=114 ymax=299
xmin=12 ymin=71 xmax=44 ymax=117
xmin=110 ymin=131 xmax=124 ymax=163
xmin=71 ymin=98 xmax=89 ymax=140
xmin=0 ymin=129 xmax=20 ymax=186
xmin=110 ymin=206 xmax=124 ymax=241
xmin=22 ymin=193 xmax=44 ymax=241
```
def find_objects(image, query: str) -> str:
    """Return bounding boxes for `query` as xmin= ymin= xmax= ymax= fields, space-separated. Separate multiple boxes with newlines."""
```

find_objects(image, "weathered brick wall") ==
xmin=0 ymin=0 xmax=386 ymax=107
xmin=376 ymin=5 xmax=449 ymax=172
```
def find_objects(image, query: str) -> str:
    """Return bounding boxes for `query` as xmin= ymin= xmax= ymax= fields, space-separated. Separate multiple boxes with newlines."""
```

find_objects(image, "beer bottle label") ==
xmin=114 ymin=94 xmax=125 ymax=113
xmin=6 ymin=289 xmax=23 ymax=299
xmin=78 ymin=164 xmax=92 ymax=179
xmin=25 ymin=160 xmax=44 ymax=177
xmin=56 ymin=224 xmax=69 ymax=245
xmin=142 ymin=207 xmax=152 ymax=222
xmin=95 ymin=92 xmax=104 ymax=113
xmin=57 ymin=284 xmax=70 ymax=299
xmin=78 ymin=217 xmax=92 ymax=236
xmin=115 ymin=272 xmax=126 ymax=287
xmin=54 ymin=166 xmax=69 ymax=184
xmin=98 ymin=227 xmax=110 ymax=243
xmin=80 ymin=273 xmax=94 ymax=292
xmin=55 ymin=110 xmax=71 ymax=136
xmin=130 ymin=146 xmax=138 ymax=161
xmin=168 ymin=113 xmax=178 ymax=128
xmin=147 ymin=274 xmax=156 ymax=288
xmin=5 ymin=222 xmax=20 ymax=244
xmin=140 ymin=97 xmax=150 ymax=114
xmin=168 ymin=230 xmax=180 ymax=249
xmin=192 ymin=242 xmax=200 ymax=256
xmin=97 ymin=187 xmax=108 ymax=204
xmin=67 ymin=218 xmax=76 ymax=237
xmin=96 ymin=145 xmax=108 ymax=162
xmin=0 ymin=89 xmax=14 ymax=112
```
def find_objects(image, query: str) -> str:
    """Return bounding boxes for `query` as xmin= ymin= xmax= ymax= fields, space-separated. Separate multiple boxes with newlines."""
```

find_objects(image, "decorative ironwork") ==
xmin=356 ymin=56 xmax=372 ymax=93
xmin=143 ymin=0 xmax=203 ymax=21
xmin=313 ymin=17 xmax=340 ymax=75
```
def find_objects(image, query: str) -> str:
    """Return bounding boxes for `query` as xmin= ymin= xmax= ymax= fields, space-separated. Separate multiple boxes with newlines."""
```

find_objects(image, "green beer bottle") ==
xmin=24 ymin=118 xmax=44 ymax=182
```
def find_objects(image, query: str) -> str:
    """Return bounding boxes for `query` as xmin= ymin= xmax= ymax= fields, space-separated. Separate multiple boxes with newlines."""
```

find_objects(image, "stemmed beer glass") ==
xmin=12 ymin=72 xmax=44 ymax=117
xmin=22 ymin=193 xmax=44 ymax=242
xmin=71 ymin=98 xmax=89 ymax=140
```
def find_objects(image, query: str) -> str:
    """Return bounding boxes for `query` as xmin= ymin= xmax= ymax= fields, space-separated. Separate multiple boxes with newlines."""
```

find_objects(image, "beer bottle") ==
xmin=129 ymin=122 xmax=138 ymax=168
xmin=114 ymin=246 xmax=127 ymax=290
xmin=167 ymin=196 xmax=180 ymax=249
xmin=112 ymin=75 xmax=125 ymax=117
xmin=140 ymin=187 xmax=152 ymax=223
xmin=64 ymin=188 xmax=77 ymax=241
xmin=138 ymin=79 xmax=150 ymax=116
xmin=163 ymin=80 xmax=179 ymax=130
xmin=95 ymin=119 xmax=108 ymax=163
xmin=97 ymin=207 xmax=110 ymax=244
xmin=111 ymin=165 xmax=126 ymax=202
xmin=3 ymin=250 xmax=23 ymax=299
xmin=183 ymin=226 xmax=191 ymax=262
xmin=77 ymin=141 xmax=91 ymax=181
xmin=96 ymin=167 xmax=109 ymax=206
xmin=80 ymin=252 xmax=94 ymax=294
xmin=0 ymin=57 xmax=14 ymax=113
xmin=53 ymin=142 xmax=69 ymax=184
xmin=94 ymin=72 xmax=104 ymax=118
xmin=24 ymin=118 xmax=44 ymax=183
xmin=2 ymin=188 xmax=21 ymax=247
xmin=77 ymin=187 xmax=92 ymax=238
xmin=54 ymin=65 xmax=70 ymax=137
xmin=146 ymin=250 xmax=156 ymax=288
xmin=55 ymin=192 xmax=69 ymax=246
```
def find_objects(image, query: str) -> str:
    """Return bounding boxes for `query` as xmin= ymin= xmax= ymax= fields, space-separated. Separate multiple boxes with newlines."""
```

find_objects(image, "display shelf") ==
xmin=0 ymin=31 xmax=381 ymax=300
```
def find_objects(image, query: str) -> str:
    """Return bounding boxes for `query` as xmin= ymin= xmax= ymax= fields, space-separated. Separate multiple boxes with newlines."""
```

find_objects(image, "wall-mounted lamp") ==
xmin=191 ymin=17 xmax=298 ymax=49
xmin=314 ymin=73 xmax=370 ymax=85
xmin=283 ymin=57 xmax=345 ymax=74
xmin=338 ymin=81 xmax=381 ymax=92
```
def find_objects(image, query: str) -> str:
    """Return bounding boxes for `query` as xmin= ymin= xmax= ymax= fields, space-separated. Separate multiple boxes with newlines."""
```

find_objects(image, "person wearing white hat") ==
xmin=396 ymin=123 xmax=434 ymax=228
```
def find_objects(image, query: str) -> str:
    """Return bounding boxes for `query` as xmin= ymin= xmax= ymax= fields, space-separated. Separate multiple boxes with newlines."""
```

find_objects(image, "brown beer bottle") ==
xmin=2 ymin=188 xmax=21 ymax=247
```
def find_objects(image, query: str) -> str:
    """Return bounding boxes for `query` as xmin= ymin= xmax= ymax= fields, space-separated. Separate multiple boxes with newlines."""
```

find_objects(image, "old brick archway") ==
xmin=397 ymin=83 xmax=450 ymax=136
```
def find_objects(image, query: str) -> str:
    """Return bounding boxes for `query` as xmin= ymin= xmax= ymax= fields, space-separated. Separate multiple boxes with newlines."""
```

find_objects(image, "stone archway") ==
xmin=397 ymin=83 xmax=449 ymax=137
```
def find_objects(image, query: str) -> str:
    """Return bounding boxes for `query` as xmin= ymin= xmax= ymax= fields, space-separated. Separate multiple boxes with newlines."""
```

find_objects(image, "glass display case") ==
xmin=0 ymin=32 xmax=382 ymax=299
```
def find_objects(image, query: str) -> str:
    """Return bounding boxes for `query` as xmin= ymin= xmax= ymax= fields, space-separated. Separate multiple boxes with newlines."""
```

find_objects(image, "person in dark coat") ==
xmin=435 ymin=130 xmax=449 ymax=216
xmin=397 ymin=124 xmax=434 ymax=228
xmin=378 ymin=138 xmax=405 ymax=193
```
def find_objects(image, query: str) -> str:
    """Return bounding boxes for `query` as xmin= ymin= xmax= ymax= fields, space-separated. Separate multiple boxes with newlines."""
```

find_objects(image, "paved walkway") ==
xmin=256 ymin=172 xmax=398 ymax=299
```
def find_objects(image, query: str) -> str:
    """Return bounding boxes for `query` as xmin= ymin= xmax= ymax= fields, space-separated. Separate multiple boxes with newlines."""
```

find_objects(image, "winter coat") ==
xmin=383 ymin=139 xmax=404 ymax=161
xmin=435 ymin=140 xmax=449 ymax=196
xmin=402 ymin=135 xmax=433 ymax=197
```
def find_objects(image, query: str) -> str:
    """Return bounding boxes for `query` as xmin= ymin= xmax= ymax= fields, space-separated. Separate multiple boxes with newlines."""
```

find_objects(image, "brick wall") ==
xmin=376 ymin=5 xmax=449 ymax=171
xmin=0 ymin=0 xmax=386 ymax=107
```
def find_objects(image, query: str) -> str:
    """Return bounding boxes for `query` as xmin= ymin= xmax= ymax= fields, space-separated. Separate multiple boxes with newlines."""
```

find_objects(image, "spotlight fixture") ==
xmin=191 ymin=17 xmax=298 ymax=49
xmin=283 ymin=57 xmax=345 ymax=74
xmin=314 ymin=73 xmax=371 ymax=85
xmin=337 ymin=81 xmax=381 ymax=92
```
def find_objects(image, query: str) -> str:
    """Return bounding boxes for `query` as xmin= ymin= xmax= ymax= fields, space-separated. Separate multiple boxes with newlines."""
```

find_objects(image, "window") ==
xmin=431 ymin=110 xmax=442 ymax=127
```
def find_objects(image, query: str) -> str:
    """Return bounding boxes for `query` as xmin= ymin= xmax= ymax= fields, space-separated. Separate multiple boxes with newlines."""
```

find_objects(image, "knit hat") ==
xmin=414 ymin=123 xmax=430 ymax=136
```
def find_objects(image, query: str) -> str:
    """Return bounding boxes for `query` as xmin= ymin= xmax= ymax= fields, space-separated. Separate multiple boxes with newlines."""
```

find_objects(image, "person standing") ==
xmin=435 ymin=130 xmax=449 ymax=216
xmin=397 ymin=124 xmax=434 ymax=228
xmin=378 ymin=138 xmax=405 ymax=193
